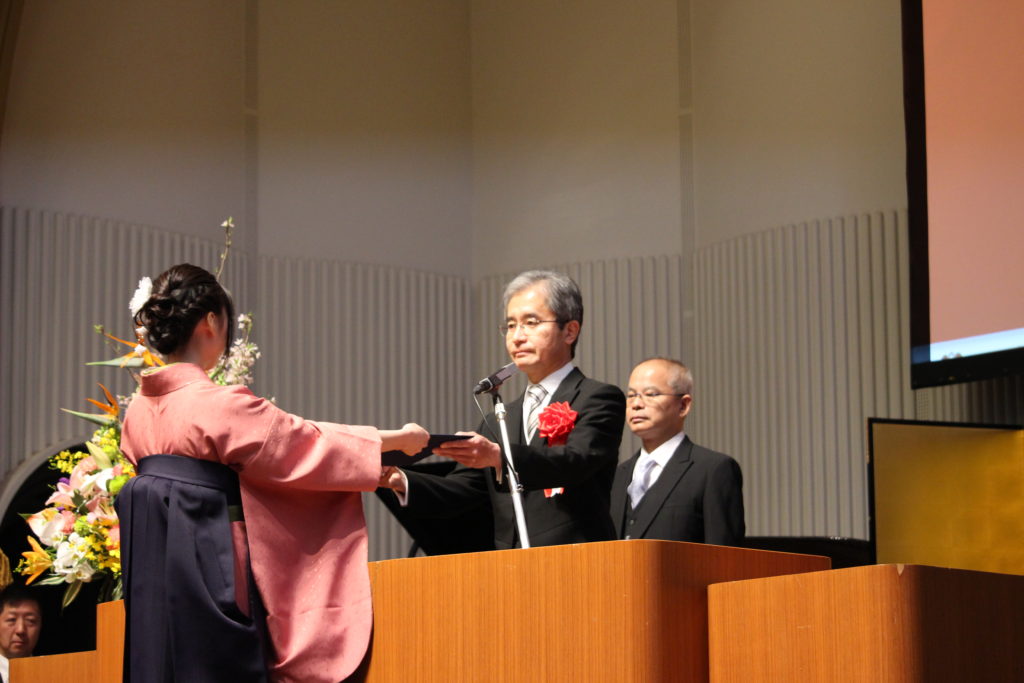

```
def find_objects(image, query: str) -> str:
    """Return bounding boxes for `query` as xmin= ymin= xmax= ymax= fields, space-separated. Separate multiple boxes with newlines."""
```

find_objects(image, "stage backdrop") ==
xmin=2 ymin=205 xmax=1022 ymax=559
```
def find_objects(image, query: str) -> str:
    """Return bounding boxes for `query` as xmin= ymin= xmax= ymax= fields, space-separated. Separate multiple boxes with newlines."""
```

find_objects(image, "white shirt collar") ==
xmin=638 ymin=431 xmax=686 ymax=470
xmin=534 ymin=361 xmax=575 ymax=398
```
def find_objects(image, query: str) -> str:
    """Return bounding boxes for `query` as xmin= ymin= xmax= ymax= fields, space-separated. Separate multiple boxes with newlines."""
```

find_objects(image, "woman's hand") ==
xmin=378 ymin=422 xmax=430 ymax=457
xmin=398 ymin=422 xmax=430 ymax=455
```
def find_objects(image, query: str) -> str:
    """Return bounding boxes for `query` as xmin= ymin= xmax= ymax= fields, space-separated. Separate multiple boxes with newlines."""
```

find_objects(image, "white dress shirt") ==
xmin=629 ymin=431 xmax=686 ymax=505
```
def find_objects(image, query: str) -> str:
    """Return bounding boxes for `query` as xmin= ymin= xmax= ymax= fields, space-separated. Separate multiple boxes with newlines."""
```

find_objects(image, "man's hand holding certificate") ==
xmin=431 ymin=431 xmax=502 ymax=469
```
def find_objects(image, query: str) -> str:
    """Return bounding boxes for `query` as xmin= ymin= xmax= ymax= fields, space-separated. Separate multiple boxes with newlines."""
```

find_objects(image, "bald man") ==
xmin=610 ymin=358 xmax=744 ymax=545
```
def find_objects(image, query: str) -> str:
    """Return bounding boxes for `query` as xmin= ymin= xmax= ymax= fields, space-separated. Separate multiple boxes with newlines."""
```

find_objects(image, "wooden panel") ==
xmin=708 ymin=564 xmax=1024 ymax=682
xmin=10 ymin=650 xmax=96 ymax=681
xmin=363 ymin=540 xmax=829 ymax=683
xmin=96 ymin=600 xmax=125 ymax=683
xmin=10 ymin=600 xmax=122 ymax=683
xmin=14 ymin=541 xmax=827 ymax=683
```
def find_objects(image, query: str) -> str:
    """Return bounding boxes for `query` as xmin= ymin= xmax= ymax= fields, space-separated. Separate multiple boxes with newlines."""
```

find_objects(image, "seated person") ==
xmin=0 ymin=584 xmax=42 ymax=682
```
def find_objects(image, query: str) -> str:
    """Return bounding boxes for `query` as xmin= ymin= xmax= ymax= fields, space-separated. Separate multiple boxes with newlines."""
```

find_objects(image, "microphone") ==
xmin=473 ymin=361 xmax=518 ymax=394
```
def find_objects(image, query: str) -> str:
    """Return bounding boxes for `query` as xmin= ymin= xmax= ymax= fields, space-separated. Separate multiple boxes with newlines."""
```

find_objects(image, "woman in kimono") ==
xmin=116 ymin=263 xmax=428 ymax=683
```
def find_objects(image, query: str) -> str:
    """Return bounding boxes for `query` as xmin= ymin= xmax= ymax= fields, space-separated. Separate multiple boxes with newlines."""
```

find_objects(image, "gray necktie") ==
xmin=525 ymin=383 xmax=548 ymax=438
xmin=627 ymin=456 xmax=658 ymax=508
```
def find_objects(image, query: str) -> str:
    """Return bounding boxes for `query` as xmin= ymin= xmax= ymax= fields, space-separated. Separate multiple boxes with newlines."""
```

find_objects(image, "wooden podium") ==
xmin=708 ymin=563 xmax=1024 ymax=682
xmin=14 ymin=540 xmax=828 ymax=683
xmin=361 ymin=540 xmax=828 ymax=682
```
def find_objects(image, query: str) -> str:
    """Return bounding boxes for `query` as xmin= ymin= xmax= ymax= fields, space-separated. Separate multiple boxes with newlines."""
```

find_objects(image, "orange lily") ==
xmin=85 ymin=383 xmax=120 ymax=418
xmin=104 ymin=331 xmax=165 ymax=367
xmin=21 ymin=536 xmax=53 ymax=585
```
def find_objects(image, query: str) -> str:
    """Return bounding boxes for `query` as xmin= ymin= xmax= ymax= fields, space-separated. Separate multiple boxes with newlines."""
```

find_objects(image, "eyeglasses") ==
xmin=500 ymin=319 xmax=561 ymax=336
xmin=626 ymin=390 xmax=687 ymax=402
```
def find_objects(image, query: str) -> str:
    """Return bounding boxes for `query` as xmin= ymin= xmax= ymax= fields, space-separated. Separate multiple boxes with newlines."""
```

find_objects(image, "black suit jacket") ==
xmin=610 ymin=435 xmax=745 ymax=545
xmin=403 ymin=368 xmax=625 ymax=549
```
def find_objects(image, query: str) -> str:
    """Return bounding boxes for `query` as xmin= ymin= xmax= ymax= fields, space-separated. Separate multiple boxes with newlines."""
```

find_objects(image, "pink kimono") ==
xmin=120 ymin=362 xmax=381 ymax=682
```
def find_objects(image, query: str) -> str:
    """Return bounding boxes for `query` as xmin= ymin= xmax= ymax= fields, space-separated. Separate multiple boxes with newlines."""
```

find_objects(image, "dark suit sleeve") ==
xmin=506 ymin=382 xmax=625 ymax=491
xmin=402 ymin=465 xmax=489 ymax=519
xmin=703 ymin=456 xmax=745 ymax=545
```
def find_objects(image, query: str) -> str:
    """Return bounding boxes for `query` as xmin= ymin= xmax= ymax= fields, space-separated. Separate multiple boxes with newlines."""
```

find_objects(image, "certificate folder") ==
xmin=380 ymin=433 xmax=470 ymax=465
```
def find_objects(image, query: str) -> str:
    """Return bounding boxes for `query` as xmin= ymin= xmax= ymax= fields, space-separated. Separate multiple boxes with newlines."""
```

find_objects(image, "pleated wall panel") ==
xmin=256 ymin=255 xmax=474 ymax=561
xmin=693 ymin=210 xmax=1022 ymax=539
xmin=0 ymin=206 xmax=477 ymax=561
xmin=0 ymin=206 xmax=249 ymax=514
xmin=916 ymin=371 xmax=1023 ymax=425
xmin=3 ymin=206 xmax=1019 ymax=558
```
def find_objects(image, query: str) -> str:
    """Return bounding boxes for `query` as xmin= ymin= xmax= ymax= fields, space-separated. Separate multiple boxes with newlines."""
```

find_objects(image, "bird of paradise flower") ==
xmin=87 ymin=328 xmax=166 ymax=370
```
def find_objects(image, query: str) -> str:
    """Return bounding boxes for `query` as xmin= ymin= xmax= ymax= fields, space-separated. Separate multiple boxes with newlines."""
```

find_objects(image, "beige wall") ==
xmin=690 ymin=0 xmax=907 ymax=247
xmin=469 ymin=0 xmax=685 ymax=280
xmin=0 ymin=0 xmax=248 ymax=242
xmin=258 ymin=1 xmax=472 ymax=275
xmin=2 ymin=0 xmax=908 ymax=271
xmin=1 ymin=1 xmax=473 ymax=275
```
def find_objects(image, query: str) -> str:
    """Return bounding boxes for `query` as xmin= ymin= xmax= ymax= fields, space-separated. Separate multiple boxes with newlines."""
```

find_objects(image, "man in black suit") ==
xmin=381 ymin=270 xmax=625 ymax=549
xmin=611 ymin=358 xmax=744 ymax=545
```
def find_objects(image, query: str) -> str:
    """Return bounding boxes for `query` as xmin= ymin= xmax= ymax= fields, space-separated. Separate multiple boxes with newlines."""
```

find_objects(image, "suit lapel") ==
xmin=611 ymin=452 xmax=640 ymax=536
xmin=528 ymin=368 xmax=585 ymax=446
xmin=630 ymin=437 xmax=695 ymax=538
xmin=498 ymin=368 xmax=584 ymax=487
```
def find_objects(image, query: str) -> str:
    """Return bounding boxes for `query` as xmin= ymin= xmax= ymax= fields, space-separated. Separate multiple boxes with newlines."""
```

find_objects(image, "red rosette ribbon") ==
xmin=538 ymin=401 xmax=578 ymax=446
xmin=538 ymin=401 xmax=577 ymax=498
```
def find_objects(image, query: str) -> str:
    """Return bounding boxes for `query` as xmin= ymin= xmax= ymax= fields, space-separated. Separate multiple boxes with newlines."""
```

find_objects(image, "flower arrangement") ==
xmin=19 ymin=401 xmax=135 ymax=605
xmin=16 ymin=218 xmax=261 ymax=607
xmin=210 ymin=313 xmax=261 ymax=387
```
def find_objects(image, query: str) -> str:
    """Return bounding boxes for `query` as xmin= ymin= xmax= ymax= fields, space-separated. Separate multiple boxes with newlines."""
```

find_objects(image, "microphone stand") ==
xmin=488 ymin=389 xmax=531 ymax=549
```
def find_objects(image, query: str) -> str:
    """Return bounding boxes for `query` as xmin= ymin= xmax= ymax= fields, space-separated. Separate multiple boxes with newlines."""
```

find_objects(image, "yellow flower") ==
xmin=50 ymin=449 xmax=86 ymax=475
xmin=20 ymin=536 xmax=53 ymax=585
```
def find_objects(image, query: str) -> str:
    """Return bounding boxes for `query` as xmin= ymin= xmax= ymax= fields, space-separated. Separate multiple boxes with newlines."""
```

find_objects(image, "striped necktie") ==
xmin=525 ymin=383 xmax=547 ymax=439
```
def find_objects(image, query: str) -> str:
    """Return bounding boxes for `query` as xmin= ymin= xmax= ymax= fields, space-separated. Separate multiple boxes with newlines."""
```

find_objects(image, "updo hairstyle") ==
xmin=133 ymin=264 xmax=235 ymax=356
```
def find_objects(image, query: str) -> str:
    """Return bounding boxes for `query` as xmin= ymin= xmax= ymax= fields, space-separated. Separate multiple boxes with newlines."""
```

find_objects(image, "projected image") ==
xmin=905 ymin=0 xmax=1024 ymax=386
xmin=931 ymin=328 xmax=1024 ymax=362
